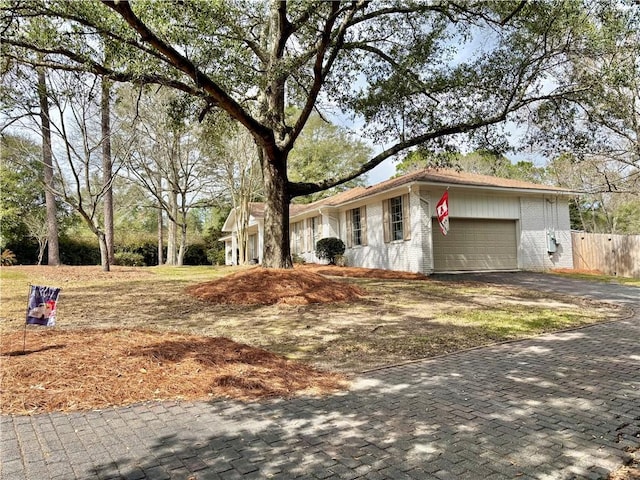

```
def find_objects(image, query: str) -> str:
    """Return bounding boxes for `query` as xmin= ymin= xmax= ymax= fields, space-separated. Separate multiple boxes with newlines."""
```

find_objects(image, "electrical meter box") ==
xmin=547 ymin=230 xmax=558 ymax=253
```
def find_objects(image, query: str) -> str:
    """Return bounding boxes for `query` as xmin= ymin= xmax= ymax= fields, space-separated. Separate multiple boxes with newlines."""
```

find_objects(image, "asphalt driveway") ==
xmin=1 ymin=272 xmax=638 ymax=480
xmin=434 ymin=272 xmax=640 ymax=306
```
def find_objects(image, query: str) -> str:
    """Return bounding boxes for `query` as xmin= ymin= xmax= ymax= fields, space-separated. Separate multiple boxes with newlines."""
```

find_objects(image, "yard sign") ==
xmin=26 ymin=285 xmax=61 ymax=327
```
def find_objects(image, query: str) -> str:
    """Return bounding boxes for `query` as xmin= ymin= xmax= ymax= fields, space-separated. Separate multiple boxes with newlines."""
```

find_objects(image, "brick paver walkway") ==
xmin=2 ymin=273 xmax=639 ymax=480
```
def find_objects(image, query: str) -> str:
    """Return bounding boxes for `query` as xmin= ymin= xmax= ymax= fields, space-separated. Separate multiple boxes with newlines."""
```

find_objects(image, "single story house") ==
xmin=221 ymin=168 xmax=574 ymax=274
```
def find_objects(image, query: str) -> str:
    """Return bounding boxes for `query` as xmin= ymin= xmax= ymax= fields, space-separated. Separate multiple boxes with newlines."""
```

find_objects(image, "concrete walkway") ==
xmin=1 ymin=273 xmax=639 ymax=480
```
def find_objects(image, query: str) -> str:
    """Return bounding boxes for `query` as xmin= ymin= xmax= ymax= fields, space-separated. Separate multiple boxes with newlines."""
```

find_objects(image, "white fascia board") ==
xmin=221 ymin=209 xmax=236 ymax=232
xmin=337 ymin=181 xmax=575 ymax=210
xmin=290 ymin=206 xmax=338 ymax=222
xmin=425 ymin=184 xmax=576 ymax=197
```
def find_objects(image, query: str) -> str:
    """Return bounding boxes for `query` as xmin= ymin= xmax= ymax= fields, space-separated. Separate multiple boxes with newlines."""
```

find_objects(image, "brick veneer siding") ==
xmin=519 ymin=196 xmax=573 ymax=271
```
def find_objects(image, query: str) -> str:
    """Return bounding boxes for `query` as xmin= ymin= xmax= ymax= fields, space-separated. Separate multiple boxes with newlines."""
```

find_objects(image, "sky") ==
xmin=334 ymin=116 xmax=548 ymax=187
xmin=324 ymin=22 xmax=550 ymax=187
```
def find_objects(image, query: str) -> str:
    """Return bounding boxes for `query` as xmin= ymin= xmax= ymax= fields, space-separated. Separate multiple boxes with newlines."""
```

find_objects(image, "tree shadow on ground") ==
xmin=86 ymin=313 xmax=640 ymax=480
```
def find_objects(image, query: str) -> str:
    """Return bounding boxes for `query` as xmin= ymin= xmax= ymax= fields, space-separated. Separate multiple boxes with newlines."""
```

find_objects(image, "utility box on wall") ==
xmin=547 ymin=230 xmax=558 ymax=253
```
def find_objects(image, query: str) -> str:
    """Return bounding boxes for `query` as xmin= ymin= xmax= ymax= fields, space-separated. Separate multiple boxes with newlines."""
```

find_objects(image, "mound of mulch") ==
xmin=186 ymin=267 xmax=366 ymax=305
xmin=0 ymin=328 xmax=347 ymax=415
xmin=302 ymin=264 xmax=429 ymax=280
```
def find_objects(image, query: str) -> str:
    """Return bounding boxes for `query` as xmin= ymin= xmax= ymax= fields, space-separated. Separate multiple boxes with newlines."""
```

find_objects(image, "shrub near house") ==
xmin=315 ymin=238 xmax=345 ymax=265
xmin=221 ymin=169 xmax=575 ymax=275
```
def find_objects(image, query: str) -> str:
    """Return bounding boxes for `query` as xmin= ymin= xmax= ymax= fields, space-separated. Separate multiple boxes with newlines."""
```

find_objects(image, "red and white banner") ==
xmin=436 ymin=190 xmax=449 ymax=235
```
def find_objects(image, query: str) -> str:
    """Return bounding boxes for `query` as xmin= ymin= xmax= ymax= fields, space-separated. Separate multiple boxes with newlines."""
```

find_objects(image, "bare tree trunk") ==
xmin=101 ymin=77 xmax=115 ymax=265
xmin=157 ymin=208 xmax=164 ymax=265
xmin=98 ymin=231 xmax=110 ymax=272
xmin=261 ymin=149 xmax=292 ymax=268
xmin=156 ymin=170 xmax=164 ymax=265
xmin=166 ymin=190 xmax=178 ymax=265
xmin=234 ymin=200 xmax=248 ymax=265
xmin=37 ymin=66 xmax=60 ymax=266
xmin=177 ymin=219 xmax=187 ymax=266
xmin=37 ymin=239 xmax=47 ymax=266
xmin=166 ymin=221 xmax=176 ymax=265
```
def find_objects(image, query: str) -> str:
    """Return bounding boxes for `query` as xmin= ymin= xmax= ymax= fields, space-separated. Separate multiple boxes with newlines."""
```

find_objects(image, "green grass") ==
xmin=453 ymin=307 xmax=593 ymax=338
xmin=551 ymin=271 xmax=640 ymax=287
xmin=0 ymin=268 xmax=28 ymax=282
xmin=149 ymin=265 xmax=243 ymax=283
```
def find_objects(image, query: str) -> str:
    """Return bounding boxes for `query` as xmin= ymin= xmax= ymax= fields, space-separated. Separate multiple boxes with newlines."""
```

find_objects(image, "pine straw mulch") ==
xmin=0 ymin=265 xmax=426 ymax=415
xmin=186 ymin=266 xmax=369 ymax=305
xmin=0 ymin=328 xmax=347 ymax=415
xmin=302 ymin=264 xmax=429 ymax=280
xmin=609 ymin=446 xmax=640 ymax=480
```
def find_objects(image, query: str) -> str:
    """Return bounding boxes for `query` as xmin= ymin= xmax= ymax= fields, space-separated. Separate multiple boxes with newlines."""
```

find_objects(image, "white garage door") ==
xmin=432 ymin=218 xmax=518 ymax=272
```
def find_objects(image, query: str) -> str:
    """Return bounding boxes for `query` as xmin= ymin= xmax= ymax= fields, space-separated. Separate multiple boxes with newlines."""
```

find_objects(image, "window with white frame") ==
xmin=290 ymin=221 xmax=303 ymax=254
xmin=311 ymin=216 xmax=322 ymax=250
xmin=346 ymin=206 xmax=367 ymax=247
xmin=248 ymin=234 xmax=257 ymax=261
xmin=383 ymin=195 xmax=410 ymax=243
xmin=390 ymin=197 xmax=403 ymax=241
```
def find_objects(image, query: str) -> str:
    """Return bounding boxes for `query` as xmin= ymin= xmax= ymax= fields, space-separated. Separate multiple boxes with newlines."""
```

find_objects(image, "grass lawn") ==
xmin=551 ymin=270 xmax=640 ymax=287
xmin=0 ymin=265 xmax=624 ymax=373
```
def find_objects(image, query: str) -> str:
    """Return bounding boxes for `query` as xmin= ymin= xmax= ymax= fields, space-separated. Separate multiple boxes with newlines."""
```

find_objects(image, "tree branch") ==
xmin=100 ymin=1 xmax=274 ymax=146
xmin=288 ymin=88 xmax=586 ymax=197
xmin=288 ymin=1 xmax=365 ymax=150
xmin=1 ymin=39 xmax=204 ymax=97
xmin=500 ymin=1 xmax=528 ymax=25
xmin=342 ymin=42 xmax=439 ymax=103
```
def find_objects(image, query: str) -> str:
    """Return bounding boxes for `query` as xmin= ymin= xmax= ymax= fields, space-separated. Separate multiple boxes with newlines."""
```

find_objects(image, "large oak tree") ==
xmin=1 ymin=0 xmax=624 ymax=267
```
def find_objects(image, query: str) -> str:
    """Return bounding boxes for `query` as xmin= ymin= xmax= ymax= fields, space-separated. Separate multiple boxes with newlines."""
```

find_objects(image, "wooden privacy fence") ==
xmin=571 ymin=232 xmax=640 ymax=278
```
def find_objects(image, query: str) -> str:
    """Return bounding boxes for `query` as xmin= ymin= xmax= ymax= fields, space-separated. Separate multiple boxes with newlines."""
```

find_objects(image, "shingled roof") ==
xmin=248 ymin=168 xmax=569 ymax=220
xmin=351 ymin=168 xmax=567 ymax=200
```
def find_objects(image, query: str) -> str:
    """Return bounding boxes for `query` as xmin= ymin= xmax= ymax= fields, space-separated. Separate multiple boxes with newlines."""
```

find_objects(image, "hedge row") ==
xmin=5 ymin=238 xmax=218 ymax=266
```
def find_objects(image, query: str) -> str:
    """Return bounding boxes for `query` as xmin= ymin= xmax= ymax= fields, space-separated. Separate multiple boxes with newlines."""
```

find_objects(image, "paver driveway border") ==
xmin=1 ymin=272 xmax=638 ymax=480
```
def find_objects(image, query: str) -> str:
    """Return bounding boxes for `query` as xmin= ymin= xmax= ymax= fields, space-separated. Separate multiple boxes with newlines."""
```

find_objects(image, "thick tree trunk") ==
xmin=37 ymin=66 xmax=60 ymax=266
xmin=101 ymin=77 xmax=115 ymax=265
xmin=261 ymin=149 xmax=292 ymax=269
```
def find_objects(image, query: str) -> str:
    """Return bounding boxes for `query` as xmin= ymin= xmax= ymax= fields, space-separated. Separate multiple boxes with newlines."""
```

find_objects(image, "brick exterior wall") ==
xmin=227 ymin=185 xmax=574 ymax=273
xmin=519 ymin=196 xmax=573 ymax=271
xmin=343 ymin=191 xmax=573 ymax=274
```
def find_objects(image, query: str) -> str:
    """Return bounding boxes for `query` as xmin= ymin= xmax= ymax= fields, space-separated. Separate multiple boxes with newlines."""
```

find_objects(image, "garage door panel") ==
xmin=433 ymin=218 xmax=517 ymax=271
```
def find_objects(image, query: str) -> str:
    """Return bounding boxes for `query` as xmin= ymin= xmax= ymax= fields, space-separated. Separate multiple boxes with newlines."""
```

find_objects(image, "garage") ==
xmin=432 ymin=218 xmax=518 ymax=272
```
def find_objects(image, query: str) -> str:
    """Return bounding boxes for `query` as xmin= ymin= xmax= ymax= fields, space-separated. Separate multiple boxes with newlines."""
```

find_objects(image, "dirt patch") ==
xmin=0 ymin=328 xmax=346 ymax=415
xmin=186 ymin=266 xmax=366 ymax=305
